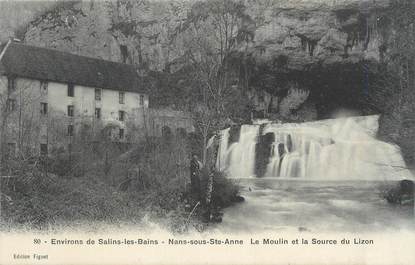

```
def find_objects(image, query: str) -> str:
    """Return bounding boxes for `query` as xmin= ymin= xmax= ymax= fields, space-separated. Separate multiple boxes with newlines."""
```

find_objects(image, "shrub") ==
xmin=198 ymin=168 xmax=241 ymax=212
xmin=208 ymin=170 xmax=240 ymax=208
xmin=0 ymin=133 xmax=240 ymax=233
xmin=279 ymin=82 xmax=310 ymax=119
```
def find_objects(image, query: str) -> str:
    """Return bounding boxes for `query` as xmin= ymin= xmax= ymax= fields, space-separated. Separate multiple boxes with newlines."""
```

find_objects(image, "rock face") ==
xmin=14 ymin=0 xmax=397 ymax=120
xmin=24 ymin=2 xmax=117 ymax=62
xmin=0 ymin=1 xmax=58 ymax=43
xmin=0 ymin=2 xmax=395 ymax=107
xmin=1 ymin=0 xmax=396 ymax=119
xmin=17 ymin=0 xmax=390 ymax=73
xmin=384 ymin=179 xmax=414 ymax=206
xmin=240 ymin=0 xmax=390 ymax=68
xmin=23 ymin=1 xmax=190 ymax=72
xmin=228 ymin=0 xmax=394 ymax=121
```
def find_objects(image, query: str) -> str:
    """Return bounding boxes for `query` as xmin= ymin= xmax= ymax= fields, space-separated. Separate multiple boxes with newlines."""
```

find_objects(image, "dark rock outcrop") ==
xmin=231 ymin=195 xmax=245 ymax=203
xmin=255 ymin=132 xmax=275 ymax=177
xmin=384 ymin=179 xmax=414 ymax=206
xmin=228 ymin=125 xmax=242 ymax=145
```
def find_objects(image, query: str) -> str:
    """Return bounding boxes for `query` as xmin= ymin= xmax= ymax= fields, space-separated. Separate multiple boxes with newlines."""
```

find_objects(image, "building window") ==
xmin=40 ymin=102 xmax=48 ymax=115
xmin=6 ymin=98 xmax=17 ymax=112
xmin=7 ymin=76 xmax=16 ymax=93
xmin=119 ymin=92 xmax=125 ymax=104
xmin=68 ymin=83 xmax=74 ymax=97
xmin=119 ymin=128 xmax=124 ymax=139
xmin=140 ymin=95 xmax=145 ymax=106
xmin=95 ymin=88 xmax=101 ymax=101
xmin=95 ymin=108 xmax=101 ymax=119
xmin=40 ymin=144 xmax=48 ymax=156
xmin=67 ymin=125 xmax=74 ymax=136
xmin=67 ymin=105 xmax=74 ymax=117
xmin=118 ymin=110 xmax=125 ymax=121
xmin=40 ymin=81 xmax=48 ymax=93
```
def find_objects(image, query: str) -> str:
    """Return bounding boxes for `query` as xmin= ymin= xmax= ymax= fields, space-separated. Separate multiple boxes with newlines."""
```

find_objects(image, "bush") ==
xmin=1 ymin=168 xmax=137 ymax=230
xmin=211 ymin=171 xmax=240 ymax=208
xmin=0 ymin=134 xmax=241 ymax=233
xmin=199 ymin=169 xmax=240 ymax=207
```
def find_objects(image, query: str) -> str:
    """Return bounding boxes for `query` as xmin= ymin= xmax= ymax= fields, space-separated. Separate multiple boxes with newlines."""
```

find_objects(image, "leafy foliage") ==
xmin=279 ymin=82 xmax=310 ymax=119
xmin=1 ymin=130 xmax=240 ymax=233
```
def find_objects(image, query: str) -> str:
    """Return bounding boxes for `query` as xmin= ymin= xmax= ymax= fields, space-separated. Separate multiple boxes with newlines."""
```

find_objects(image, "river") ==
xmin=211 ymin=179 xmax=414 ymax=233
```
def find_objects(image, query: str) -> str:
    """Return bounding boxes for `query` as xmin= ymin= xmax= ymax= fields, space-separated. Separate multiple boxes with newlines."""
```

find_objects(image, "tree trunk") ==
xmin=0 ymin=112 xmax=8 ymax=172
xmin=202 ymin=132 xmax=207 ymax=165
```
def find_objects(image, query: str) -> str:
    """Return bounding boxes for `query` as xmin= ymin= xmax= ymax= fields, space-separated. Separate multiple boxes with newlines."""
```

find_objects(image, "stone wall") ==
xmin=147 ymin=108 xmax=194 ymax=138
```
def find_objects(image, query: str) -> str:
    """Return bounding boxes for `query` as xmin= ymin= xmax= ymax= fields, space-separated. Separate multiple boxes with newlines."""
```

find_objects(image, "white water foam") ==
xmin=216 ymin=115 xmax=413 ymax=180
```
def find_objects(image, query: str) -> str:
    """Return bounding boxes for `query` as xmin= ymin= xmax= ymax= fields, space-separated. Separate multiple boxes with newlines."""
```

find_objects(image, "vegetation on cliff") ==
xmin=368 ymin=0 xmax=415 ymax=166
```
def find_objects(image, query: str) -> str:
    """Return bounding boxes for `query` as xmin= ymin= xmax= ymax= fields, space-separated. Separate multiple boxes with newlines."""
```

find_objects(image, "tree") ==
xmin=182 ymin=0 xmax=247 ymax=163
xmin=0 ymin=78 xmax=10 ymax=168
xmin=279 ymin=82 xmax=310 ymax=120
xmin=0 ymin=78 xmax=43 ymax=168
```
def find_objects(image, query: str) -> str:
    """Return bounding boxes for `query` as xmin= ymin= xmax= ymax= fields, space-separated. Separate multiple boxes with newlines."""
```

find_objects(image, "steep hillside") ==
xmin=23 ymin=1 xmax=190 ymax=71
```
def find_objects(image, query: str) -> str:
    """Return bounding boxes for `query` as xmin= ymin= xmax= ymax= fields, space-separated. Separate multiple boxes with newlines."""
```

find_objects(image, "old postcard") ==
xmin=0 ymin=0 xmax=414 ymax=264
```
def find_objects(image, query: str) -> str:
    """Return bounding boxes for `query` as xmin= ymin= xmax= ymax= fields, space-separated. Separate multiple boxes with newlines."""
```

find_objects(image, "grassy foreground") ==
xmin=0 ymin=136 xmax=240 ymax=233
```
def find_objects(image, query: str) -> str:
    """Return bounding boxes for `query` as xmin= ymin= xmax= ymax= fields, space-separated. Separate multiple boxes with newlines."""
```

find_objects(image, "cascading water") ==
xmin=216 ymin=115 xmax=413 ymax=180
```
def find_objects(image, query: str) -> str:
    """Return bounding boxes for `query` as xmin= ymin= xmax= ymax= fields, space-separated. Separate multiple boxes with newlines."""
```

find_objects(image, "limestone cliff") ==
xmin=20 ymin=0 xmax=390 ymax=73
xmin=238 ymin=0 xmax=390 ymax=71
xmin=0 ymin=1 xmax=57 ymax=43
xmin=16 ymin=0 xmax=395 ymax=118
xmin=23 ymin=0 xmax=190 ymax=72
xmin=228 ymin=0 xmax=392 ymax=120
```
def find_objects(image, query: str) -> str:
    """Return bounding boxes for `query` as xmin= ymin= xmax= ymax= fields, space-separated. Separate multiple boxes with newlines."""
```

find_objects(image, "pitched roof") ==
xmin=0 ymin=41 xmax=143 ymax=93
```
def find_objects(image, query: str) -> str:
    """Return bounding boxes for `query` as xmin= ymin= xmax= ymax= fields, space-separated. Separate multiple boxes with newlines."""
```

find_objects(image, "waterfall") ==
xmin=216 ymin=115 xmax=413 ymax=180
xmin=216 ymin=125 xmax=259 ymax=178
